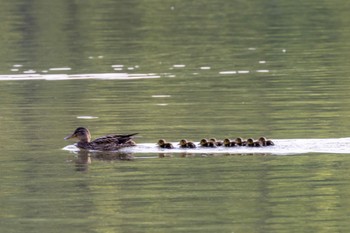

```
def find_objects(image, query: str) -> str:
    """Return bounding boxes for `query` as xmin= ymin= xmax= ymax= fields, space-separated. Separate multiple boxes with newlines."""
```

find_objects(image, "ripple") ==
xmin=219 ymin=71 xmax=237 ymax=74
xmin=0 ymin=73 xmax=161 ymax=81
xmin=111 ymin=65 xmax=124 ymax=68
xmin=152 ymin=95 xmax=171 ymax=98
xmin=49 ymin=67 xmax=72 ymax=71
xmin=77 ymin=116 xmax=99 ymax=119
xmin=256 ymin=70 xmax=269 ymax=73
xmin=173 ymin=64 xmax=186 ymax=68
xmin=23 ymin=70 xmax=36 ymax=74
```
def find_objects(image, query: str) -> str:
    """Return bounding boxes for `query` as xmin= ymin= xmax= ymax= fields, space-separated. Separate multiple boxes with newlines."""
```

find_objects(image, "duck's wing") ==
xmin=111 ymin=133 xmax=138 ymax=144
xmin=92 ymin=133 xmax=138 ymax=145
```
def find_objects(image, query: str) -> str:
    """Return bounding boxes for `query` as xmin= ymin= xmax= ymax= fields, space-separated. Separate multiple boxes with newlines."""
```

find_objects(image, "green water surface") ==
xmin=1 ymin=1 xmax=350 ymax=232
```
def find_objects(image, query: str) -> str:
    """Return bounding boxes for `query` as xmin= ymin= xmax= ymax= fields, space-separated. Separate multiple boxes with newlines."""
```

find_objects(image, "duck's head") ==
xmin=157 ymin=139 xmax=166 ymax=146
xmin=235 ymin=137 xmax=243 ymax=144
xmin=179 ymin=139 xmax=188 ymax=146
xmin=258 ymin=137 xmax=268 ymax=146
xmin=224 ymin=138 xmax=231 ymax=145
xmin=64 ymin=127 xmax=91 ymax=142
xmin=246 ymin=138 xmax=254 ymax=145
xmin=223 ymin=138 xmax=231 ymax=145
xmin=258 ymin=137 xmax=267 ymax=143
xmin=209 ymin=138 xmax=217 ymax=142
xmin=199 ymin=138 xmax=208 ymax=146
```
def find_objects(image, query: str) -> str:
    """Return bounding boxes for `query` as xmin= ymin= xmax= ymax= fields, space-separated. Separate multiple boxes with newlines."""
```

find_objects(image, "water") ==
xmin=2 ymin=0 xmax=350 ymax=232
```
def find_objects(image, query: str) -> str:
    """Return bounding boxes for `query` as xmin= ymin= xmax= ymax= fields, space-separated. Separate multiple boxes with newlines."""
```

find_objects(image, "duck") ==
xmin=64 ymin=127 xmax=138 ymax=151
xmin=199 ymin=138 xmax=217 ymax=147
xmin=235 ymin=137 xmax=247 ymax=146
xmin=246 ymin=138 xmax=262 ymax=147
xmin=223 ymin=138 xmax=236 ymax=147
xmin=209 ymin=138 xmax=224 ymax=146
xmin=266 ymin=140 xmax=275 ymax=146
xmin=179 ymin=139 xmax=196 ymax=148
xmin=258 ymin=137 xmax=275 ymax=146
xmin=157 ymin=139 xmax=174 ymax=149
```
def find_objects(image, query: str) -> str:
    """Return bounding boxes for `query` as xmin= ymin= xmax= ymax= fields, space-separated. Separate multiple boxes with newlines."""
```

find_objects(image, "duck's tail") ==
xmin=117 ymin=133 xmax=138 ymax=138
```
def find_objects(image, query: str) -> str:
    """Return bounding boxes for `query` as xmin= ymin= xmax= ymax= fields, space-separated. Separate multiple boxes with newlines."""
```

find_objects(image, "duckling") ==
xmin=64 ymin=127 xmax=137 ymax=151
xmin=157 ymin=139 xmax=174 ymax=149
xmin=187 ymin=141 xmax=197 ymax=148
xmin=258 ymin=137 xmax=275 ymax=146
xmin=246 ymin=138 xmax=255 ymax=147
xmin=199 ymin=138 xmax=216 ymax=147
xmin=266 ymin=140 xmax=275 ymax=146
xmin=179 ymin=139 xmax=188 ymax=148
xmin=179 ymin=139 xmax=197 ymax=148
xmin=209 ymin=138 xmax=224 ymax=146
xmin=235 ymin=137 xmax=247 ymax=146
xmin=247 ymin=138 xmax=263 ymax=147
xmin=258 ymin=137 xmax=267 ymax=146
xmin=223 ymin=138 xmax=236 ymax=147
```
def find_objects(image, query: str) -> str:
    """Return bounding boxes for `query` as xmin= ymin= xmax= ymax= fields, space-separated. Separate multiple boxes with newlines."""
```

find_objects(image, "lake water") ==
xmin=2 ymin=1 xmax=350 ymax=232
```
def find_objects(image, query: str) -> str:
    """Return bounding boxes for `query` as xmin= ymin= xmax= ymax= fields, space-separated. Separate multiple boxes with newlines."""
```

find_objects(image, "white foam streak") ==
xmin=63 ymin=138 xmax=350 ymax=156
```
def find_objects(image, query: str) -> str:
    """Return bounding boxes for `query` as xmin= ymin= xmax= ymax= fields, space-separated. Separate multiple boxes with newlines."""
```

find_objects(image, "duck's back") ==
xmin=80 ymin=133 xmax=138 ymax=151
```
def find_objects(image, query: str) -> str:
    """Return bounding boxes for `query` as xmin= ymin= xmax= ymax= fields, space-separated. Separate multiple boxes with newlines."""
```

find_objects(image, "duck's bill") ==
xmin=64 ymin=133 xmax=75 ymax=140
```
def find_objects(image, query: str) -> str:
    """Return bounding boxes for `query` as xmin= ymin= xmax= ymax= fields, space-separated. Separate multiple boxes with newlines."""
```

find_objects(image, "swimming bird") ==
xmin=246 ymin=138 xmax=262 ymax=147
xmin=246 ymin=138 xmax=255 ymax=147
xmin=157 ymin=139 xmax=174 ymax=149
xmin=64 ymin=127 xmax=137 ymax=151
xmin=258 ymin=137 xmax=275 ymax=146
xmin=179 ymin=139 xmax=196 ymax=148
xmin=223 ymin=138 xmax=236 ymax=147
xmin=199 ymin=138 xmax=217 ymax=147
xmin=266 ymin=140 xmax=275 ymax=146
xmin=235 ymin=137 xmax=247 ymax=146
xmin=209 ymin=138 xmax=224 ymax=146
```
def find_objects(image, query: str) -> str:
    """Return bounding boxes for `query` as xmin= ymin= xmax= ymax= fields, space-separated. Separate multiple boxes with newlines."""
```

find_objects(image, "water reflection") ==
xmin=70 ymin=150 xmax=274 ymax=172
xmin=73 ymin=151 xmax=91 ymax=172
xmin=71 ymin=150 xmax=134 ymax=172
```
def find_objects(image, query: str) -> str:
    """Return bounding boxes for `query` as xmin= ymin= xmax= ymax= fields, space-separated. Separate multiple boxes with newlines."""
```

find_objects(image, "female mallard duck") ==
xmin=157 ymin=139 xmax=174 ymax=149
xmin=258 ymin=137 xmax=275 ymax=146
xmin=209 ymin=138 xmax=224 ymax=146
xmin=199 ymin=138 xmax=216 ymax=147
xmin=64 ymin=127 xmax=138 ymax=151
xmin=223 ymin=138 xmax=236 ymax=147
xmin=179 ymin=139 xmax=196 ymax=148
